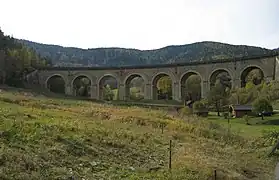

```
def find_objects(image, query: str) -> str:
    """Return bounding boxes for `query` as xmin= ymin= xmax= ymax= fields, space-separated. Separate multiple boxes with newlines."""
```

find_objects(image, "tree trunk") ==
xmin=261 ymin=114 xmax=264 ymax=120
xmin=216 ymin=101 xmax=220 ymax=116
xmin=237 ymin=94 xmax=240 ymax=104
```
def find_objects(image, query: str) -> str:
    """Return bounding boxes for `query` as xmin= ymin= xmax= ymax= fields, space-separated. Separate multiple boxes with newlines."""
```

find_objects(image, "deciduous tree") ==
xmin=252 ymin=97 xmax=273 ymax=120
xmin=104 ymin=84 xmax=114 ymax=101
xmin=208 ymin=82 xmax=230 ymax=116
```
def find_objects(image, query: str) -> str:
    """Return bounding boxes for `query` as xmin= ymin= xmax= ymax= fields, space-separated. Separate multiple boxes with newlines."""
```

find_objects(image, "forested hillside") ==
xmin=18 ymin=39 xmax=277 ymax=67
xmin=0 ymin=29 xmax=51 ymax=87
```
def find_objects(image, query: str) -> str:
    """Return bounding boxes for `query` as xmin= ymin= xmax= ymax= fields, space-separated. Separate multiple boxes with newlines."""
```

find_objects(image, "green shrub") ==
xmin=103 ymin=85 xmax=114 ymax=101
xmin=262 ymin=130 xmax=279 ymax=146
xmin=130 ymin=91 xmax=144 ymax=101
xmin=252 ymin=97 xmax=273 ymax=119
xmin=179 ymin=106 xmax=193 ymax=117
xmin=193 ymin=100 xmax=207 ymax=113
xmin=243 ymin=115 xmax=249 ymax=125
xmin=252 ymin=97 xmax=273 ymax=113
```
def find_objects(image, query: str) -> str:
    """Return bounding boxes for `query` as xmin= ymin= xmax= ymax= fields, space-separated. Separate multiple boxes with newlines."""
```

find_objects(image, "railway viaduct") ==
xmin=28 ymin=54 xmax=279 ymax=102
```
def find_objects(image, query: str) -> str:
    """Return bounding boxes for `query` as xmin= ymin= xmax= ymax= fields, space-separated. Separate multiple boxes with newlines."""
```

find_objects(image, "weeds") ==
xmin=0 ymin=90 xmax=276 ymax=179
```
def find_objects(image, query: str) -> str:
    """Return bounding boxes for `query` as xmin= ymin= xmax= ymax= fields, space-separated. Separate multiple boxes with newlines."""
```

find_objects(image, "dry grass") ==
xmin=0 ymin=88 xmax=277 ymax=180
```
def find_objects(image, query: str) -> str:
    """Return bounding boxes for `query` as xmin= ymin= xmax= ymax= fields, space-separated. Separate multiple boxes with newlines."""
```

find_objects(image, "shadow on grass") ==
xmin=259 ymin=119 xmax=279 ymax=125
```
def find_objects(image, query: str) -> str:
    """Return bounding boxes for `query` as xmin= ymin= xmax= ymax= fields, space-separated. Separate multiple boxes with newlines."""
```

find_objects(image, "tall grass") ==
xmin=0 ymin=89 xmax=276 ymax=180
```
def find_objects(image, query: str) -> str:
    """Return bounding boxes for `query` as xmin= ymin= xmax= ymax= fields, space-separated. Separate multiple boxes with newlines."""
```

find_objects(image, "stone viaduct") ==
xmin=31 ymin=54 xmax=279 ymax=102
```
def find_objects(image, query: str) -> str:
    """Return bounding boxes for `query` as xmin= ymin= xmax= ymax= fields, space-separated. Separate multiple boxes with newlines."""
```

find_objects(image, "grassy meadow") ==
xmin=0 ymin=88 xmax=278 ymax=180
xmin=208 ymin=112 xmax=279 ymax=137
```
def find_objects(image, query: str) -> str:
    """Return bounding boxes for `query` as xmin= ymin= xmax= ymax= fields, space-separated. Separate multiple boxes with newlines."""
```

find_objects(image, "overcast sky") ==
xmin=0 ymin=0 xmax=278 ymax=50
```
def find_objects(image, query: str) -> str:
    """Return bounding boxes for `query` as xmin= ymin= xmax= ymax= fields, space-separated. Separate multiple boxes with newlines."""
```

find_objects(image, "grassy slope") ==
xmin=0 ymin=89 xmax=277 ymax=180
xmin=208 ymin=112 xmax=279 ymax=137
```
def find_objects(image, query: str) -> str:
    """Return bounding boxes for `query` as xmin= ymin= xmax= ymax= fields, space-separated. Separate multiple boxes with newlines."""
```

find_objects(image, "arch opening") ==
xmin=181 ymin=72 xmax=202 ymax=103
xmin=46 ymin=75 xmax=65 ymax=94
xmin=99 ymin=75 xmax=118 ymax=101
xmin=241 ymin=67 xmax=264 ymax=87
xmin=152 ymin=73 xmax=172 ymax=100
xmin=125 ymin=74 xmax=145 ymax=101
xmin=72 ymin=76 xmax=91 ymax=97
xmin=210 ymin=69 xmax=232 ymax=90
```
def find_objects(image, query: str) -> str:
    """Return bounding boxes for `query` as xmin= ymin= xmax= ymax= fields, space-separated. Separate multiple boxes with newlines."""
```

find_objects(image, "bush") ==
xmin=262 ymin=130 xmax=279 ymax=146
xmin=243 ymin=115 xmax=250 ymax=125
xmin=179 ymin=106 xmax=193 ymax=117
xmin=77 ymin=86 xmax=89 ymax=97
xmin=103 ymin=85 xmax=114 ymax=101
xmin=193 ymin=100 xmax=207 ymax=113
xmin=252 ymin=97 xmax=273 ymax=119
xmin=223 ymin=112 xmax=229 ymax=119
xmin=130 ymin=91 xmax=144 ymax=101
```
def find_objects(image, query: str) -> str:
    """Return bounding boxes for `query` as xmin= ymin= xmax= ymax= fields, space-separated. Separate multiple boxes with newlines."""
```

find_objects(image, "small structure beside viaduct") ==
xmin=29 ymin=54 xmax=279 ymax=102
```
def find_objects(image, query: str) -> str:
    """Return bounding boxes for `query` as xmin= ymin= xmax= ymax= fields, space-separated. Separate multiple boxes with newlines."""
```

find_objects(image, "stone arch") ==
xmin=209 ymin=68 xmax=233 ymax=89
xmin=97 ymin=74 xmax=119 ymax=86
xmin=71 ymin=74 xmax=93 ymax=87
xmin=180 ymin=71 xmax=202 ymax=102
xmin=98 ymin=74 xmax=119 ymax=100
xmin=71 ymin=74 xmax=93 ymax=97
xmin=124 ymin=73 xmax=147 ymax=100
xmin=45 ymin=74 xmax=66 ymax=94
xmin=151 ymin=72 xmax=175 ymax=100
xmin=240 ymin=65 xmax=264 ymax=87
